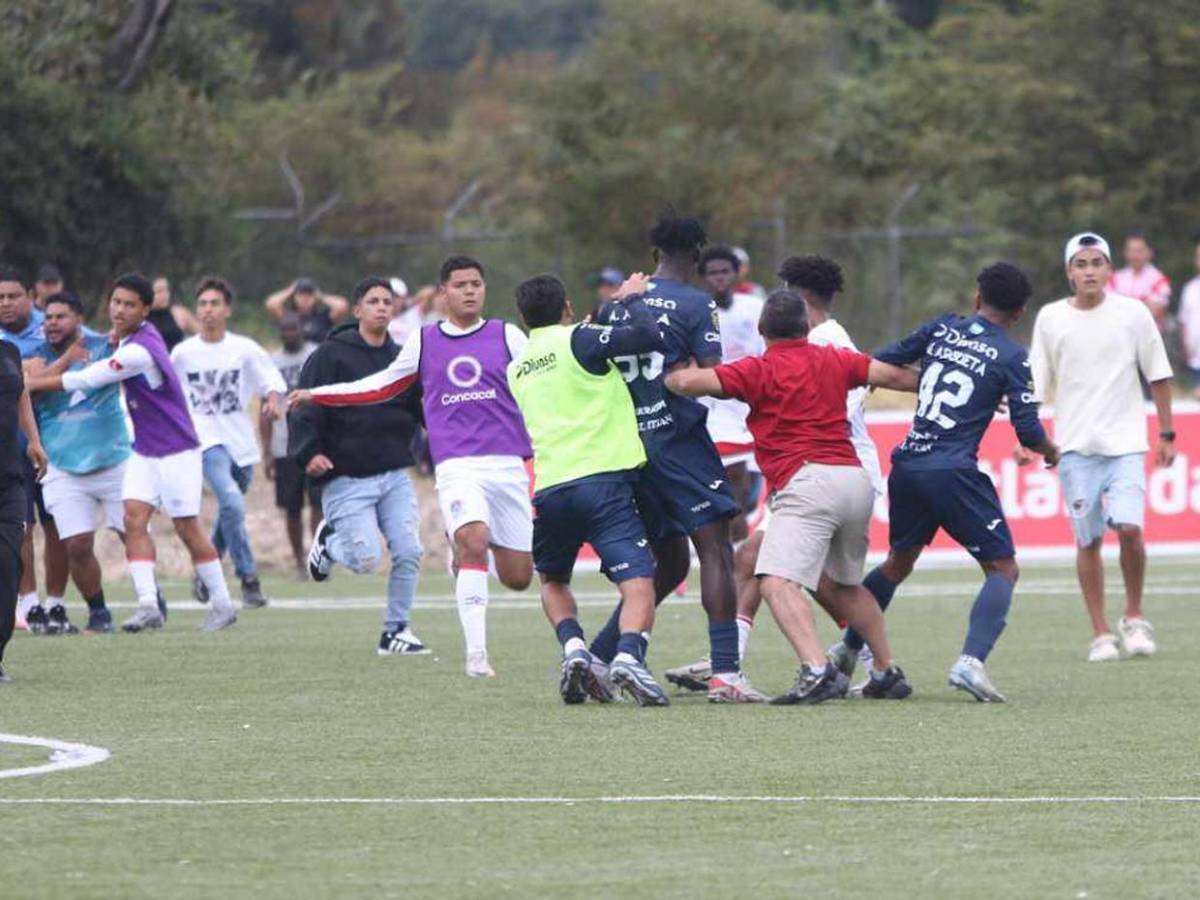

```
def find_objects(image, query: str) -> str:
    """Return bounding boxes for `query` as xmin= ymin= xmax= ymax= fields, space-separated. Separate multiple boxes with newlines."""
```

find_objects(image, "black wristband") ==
xmin=1160 ymin=430 xmax=1176 ymax=441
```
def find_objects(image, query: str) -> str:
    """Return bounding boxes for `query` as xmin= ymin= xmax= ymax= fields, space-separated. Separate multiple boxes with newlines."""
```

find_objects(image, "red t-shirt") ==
xmin=714 ymin=339 xmax=870 ymax=492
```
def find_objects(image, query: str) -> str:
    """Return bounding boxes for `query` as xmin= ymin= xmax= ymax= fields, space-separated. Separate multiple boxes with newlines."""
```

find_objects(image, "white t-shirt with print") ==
xmin=270 ymin=341 xmax=319 ymax=459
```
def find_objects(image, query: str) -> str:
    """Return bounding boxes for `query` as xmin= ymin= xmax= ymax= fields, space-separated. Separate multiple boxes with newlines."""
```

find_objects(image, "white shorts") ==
xmin=436 ymin=457 xmax=533 ymax=552
xmin=122 ymin=448 xmax=204 ymax=519
xmin=41 ymin=461 xmax=126 ymax=540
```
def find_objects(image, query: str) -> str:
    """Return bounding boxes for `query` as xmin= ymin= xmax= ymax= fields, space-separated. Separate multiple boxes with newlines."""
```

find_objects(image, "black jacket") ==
xmin=288 ymin=323 xmax=422 ymax=481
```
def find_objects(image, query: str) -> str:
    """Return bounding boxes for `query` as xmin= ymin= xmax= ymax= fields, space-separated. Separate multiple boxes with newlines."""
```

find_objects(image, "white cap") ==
xmin=389 ymin=276 xmax=409 ymax=297
xmin=1064 ymin=232 xmax=1111 ymax=265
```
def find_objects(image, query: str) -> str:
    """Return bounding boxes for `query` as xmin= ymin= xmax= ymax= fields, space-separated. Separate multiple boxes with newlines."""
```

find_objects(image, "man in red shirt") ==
xmin=666 ymin=289 xmax=917 ymax=704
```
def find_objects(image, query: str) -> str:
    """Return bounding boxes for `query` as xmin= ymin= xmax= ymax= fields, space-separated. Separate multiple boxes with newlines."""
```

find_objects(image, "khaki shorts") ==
xmin=755 ymin=463 xmax=874 ymax=590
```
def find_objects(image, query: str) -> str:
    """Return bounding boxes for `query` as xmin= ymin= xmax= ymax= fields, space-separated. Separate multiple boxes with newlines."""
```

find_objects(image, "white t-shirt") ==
xmin=808 ymin=318 xmax=884 ymax=496
xmin=1177 ymin=276 xmax=1200 ymax=369
xmin=171 ymin=332 xmax=287 ymax=466
xmin=270 ymin=341 xmax=319 ymax=459
xmin=704 ymin=292 xmax=764 ymax=448
xmin=1030 ymin=292 xmax=1172 ymax=456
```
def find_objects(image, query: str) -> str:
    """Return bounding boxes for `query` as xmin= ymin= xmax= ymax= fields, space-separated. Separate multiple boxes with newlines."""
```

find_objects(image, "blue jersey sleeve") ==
xmin=571 ymin=297 xmax=663 ymax=375
xmin=1004 ymin=350 xmax=1048 ymax=449
xmin=874 ymin=315 xmax=948 ymax=367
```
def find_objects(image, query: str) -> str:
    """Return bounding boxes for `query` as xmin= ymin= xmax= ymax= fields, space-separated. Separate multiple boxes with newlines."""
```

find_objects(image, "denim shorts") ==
xmin=1057 ymin=452 xmax=1146 ymax=547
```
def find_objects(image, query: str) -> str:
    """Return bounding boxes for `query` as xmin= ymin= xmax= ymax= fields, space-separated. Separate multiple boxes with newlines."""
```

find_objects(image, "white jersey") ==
xmin=704 ymin=292 xmax=764 ymax=454
xmin=809 ymin=318 xmax=884 ymax=496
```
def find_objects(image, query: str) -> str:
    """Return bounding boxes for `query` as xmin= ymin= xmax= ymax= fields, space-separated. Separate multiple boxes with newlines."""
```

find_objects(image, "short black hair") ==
xmin=196 ymin=274 xmax=234 ymax=304
xmin=352 ymin=276 xmax=394 ymax=303
xmin=977 ymin=262 xmax=1032 ymax=313
xmin=44 ymin=291 xmax=84 ymax=316
xmin=439 ymin=255 xmax=485 ymax=284
xmin=112 ymin=272 xmax=154 ymax=306
xmin=1124 ymin=230 xmax=1150 ymax=245
xmin=777 ymin=255 xmax=844 ymax=304
xmin=759 ymin=289 xmax=810 ymax=340
xmin=649 ymin=214 xmax=707 ymax=256
xmin=698 ymin=245 xmax=740 ymax=274
xmin=515 ymin=274 xmax=567 ymax=329
xmin=0 ymin=267 xmax=30 ymax=290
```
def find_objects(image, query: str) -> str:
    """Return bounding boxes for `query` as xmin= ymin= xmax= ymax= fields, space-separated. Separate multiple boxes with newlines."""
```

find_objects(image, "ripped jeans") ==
xmin=321 ymin=468 xmax=423 ymax=629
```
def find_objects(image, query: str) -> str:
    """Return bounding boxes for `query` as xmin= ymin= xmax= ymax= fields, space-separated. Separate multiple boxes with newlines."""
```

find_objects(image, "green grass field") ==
xmin=3 ymin=560 xmax=1200 ymax=899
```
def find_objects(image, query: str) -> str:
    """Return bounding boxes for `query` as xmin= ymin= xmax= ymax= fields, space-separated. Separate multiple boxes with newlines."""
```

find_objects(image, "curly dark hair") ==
xmin=698 ymin=245 xmax=740 ymax=274
xmin=649 ymin=214 xmax=707 ymax=255
xmin=776 ymin=255 xmax=844 ymax=303
xmin=977 ymin=262 xmax=1032 ymax=312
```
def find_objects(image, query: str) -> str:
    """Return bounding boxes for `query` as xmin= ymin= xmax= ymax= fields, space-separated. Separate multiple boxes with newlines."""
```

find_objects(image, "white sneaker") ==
xmin=1118 ymin=616 xmax=1156 ymax=657
xmin=466 ymin=651 xmax=496 ymax=678
xmin=1087 ymin=633 xmax=1120 ymax=663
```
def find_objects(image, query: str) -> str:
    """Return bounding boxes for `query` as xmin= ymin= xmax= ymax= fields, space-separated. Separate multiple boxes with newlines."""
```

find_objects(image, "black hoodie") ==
xmin=288 ymin=323 xmax=422 ymax=481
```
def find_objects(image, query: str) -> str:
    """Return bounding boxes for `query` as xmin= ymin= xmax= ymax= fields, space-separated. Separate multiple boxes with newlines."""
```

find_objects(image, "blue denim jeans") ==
xmin=202 ymin=445 xmax=256 ymax=579
xmin=321 ymin=468 xmax=423 ymax=629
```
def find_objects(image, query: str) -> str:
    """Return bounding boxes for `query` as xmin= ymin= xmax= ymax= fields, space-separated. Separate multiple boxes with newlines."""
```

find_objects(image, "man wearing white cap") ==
xmin=1026 ymin=232 xmax=1175 ymax=662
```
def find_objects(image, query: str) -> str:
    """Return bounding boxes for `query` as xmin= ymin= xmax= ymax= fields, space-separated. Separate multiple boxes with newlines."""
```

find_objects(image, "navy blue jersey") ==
xmin=596 ymin=277 xmax=722 ymax=454
xmin=876 ymin=313 xmax=1046 ymax=470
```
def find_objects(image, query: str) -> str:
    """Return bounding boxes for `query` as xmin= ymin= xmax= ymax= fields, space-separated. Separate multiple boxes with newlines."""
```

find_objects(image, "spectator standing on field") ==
xmin=33 ymin=265 xmax=64 ymax=311
xmin=1176 ymin=235 xmax=1200 ymax=399
xmin=1027 ymin=232 xmax=1175 ymax=663
xmin=1108 ymin=232 xmax=1171 ymax=332
xmin=264 ymin=278 xmax=349 ymax=344
xmin=149 ymin=276 xmax=198 ymax=352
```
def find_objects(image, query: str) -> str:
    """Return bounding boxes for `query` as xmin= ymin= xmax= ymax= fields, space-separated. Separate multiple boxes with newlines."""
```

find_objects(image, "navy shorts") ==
xmin=21 ymin=459 xmax=51 ymax=527
xmin=636 ymin=433 xmax=740 ymax=542
xmin=532 ymin=476 xmax=656 ymax=584
xmin=887 ymin=464 xmax=1014 ymax=561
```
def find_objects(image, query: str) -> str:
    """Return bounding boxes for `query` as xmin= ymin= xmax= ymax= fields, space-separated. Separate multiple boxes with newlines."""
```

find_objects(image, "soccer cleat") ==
xmin=84 ymin=608 xmax=114 ymax=634
xmin=770 ymin=665 xmax=850 ymax=705
xmin=121 ymin=607 xmax=165 ymax=633
xmin=827 ymin=641 xmax=858 ymax=679
xmin=860 ymin=664 xmax=914 ymax=700
xmin=199 ymin=606 xmax=237 ymax=632
xmin=559 ymin=648 xmax=592 ymax=704
xmin=45 ymin=604 xmax=79 ymax=635
xmin=307 ymin=519 xmax=334 ymax=582
xmin=1117 ymin=616 xmax=1156 ymax=657
xmin=1087 ymin=633 xmax=1120 ymax=663
xmin=947 ymin=655 xmax=1004 ymax=702
xmin=191 ymin=573 xmax=210 ymax=605
xmin=157 ymin=587 xmax=169 ymax=621
xmin=664 ymin=657 xmax=712 ymax=693
xmin=25 ymin=604 xmax=49 ymax=635
xmin=609 ymin=654 xmax=670 ymax=707
xmin=0 ymin=665 xmax=10 ymax=684
xmin=707 ymin=671 xmax=769 ymax=704
xmin=377 ymin=625 xmax=431 ymax=656
xmin=586 ymin=658 xmax=617 ymax=703
xmin=466 ymin=651 xmax=496 ymax=678
xmin=240 ymin=577 xmax=269 ymax=609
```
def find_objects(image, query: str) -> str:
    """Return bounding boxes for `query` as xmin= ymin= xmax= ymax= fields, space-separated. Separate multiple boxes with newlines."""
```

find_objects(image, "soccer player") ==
xmin=172 ymin=276 xmax=286 ymax=609
xmin=0 ymin=267 xmax=68 ymax=632
xmin=667 ymin=255 xmax=885 ymax=689
xmin=261 ymin=314 xmax=321 ymax=577
xmin=589 ymin=215 xmax=756 ymax=703
xmin=0 ymin=338 xmax=48 ymax=682
xmin=26 ymin=273 xmax=238 ymax=633
xmin=698 ymin=245 xmax=764 ymax=540
xmin=290 ymin=257 xmax=533 ymax=678
xmin=27 ymin=293 xmax=132 ymax=634
xmin=828 ymin=263 xmax=1060 ymax=702
xmin=1027 ymin=233 xmax=1174 ymax=662
xmin=287 ymin=277 xmax=427 ymax=657
xmin=507 ymin=272 xmax=669 ymax=705
xmin=666 ymin=290 xmax=916 ymax=704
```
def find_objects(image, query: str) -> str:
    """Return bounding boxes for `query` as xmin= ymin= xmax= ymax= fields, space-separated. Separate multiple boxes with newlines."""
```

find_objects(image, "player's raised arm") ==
xmin=569 ymin=274 xmax=665 ymax=373
xmin=292 ymin=329 xmax=419 ymax=409
xmin=27 ymin=341 xmax=155 ymax=395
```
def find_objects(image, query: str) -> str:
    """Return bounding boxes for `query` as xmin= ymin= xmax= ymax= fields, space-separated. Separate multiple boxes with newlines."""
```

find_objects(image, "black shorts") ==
xmin=21 ymin=459 xmax=51 ymax=527
xmin=636 ymin=434 xmax=740 ymax=542
xmin=887 ymin=464 xmax=1015 ymax=561
xmin=273 ymin=457 xmax=323 ymax=517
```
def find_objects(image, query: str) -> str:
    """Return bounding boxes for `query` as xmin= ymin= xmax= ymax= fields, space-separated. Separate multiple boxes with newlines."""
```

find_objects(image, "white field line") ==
xmin=100 ymin=577 xmax=1200 ymax=612
xmin=0 ymin=734 xmax=111 ymax=780
xmin=2 ymin=794 xmax=1200 ymax=807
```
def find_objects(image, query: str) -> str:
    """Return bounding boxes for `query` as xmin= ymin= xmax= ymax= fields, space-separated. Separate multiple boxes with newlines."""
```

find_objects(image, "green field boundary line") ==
xmin=2 ymin=795 xmax=1199 ymax=806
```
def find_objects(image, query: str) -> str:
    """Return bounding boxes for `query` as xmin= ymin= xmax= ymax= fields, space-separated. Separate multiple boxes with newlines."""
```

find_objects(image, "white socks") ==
xmin=47 ymin=594 xmax=65 ymax=610
xmin=128 ymin=560 xmax=159 ymax=610
xmin=456 ymin=566 xmax=489 ymax=657
xmin=736 ymin=615 xmax=754 ymax=663
xmin=17 ymin=592 xmax=40 ymax=617
xmin=195 ymin=559 xmax=233 ymax=611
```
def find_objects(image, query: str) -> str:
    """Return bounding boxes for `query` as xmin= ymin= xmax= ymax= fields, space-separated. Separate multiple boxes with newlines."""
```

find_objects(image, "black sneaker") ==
xmin=307 ymin=519 xmax=334 ymax=582
xmin=191 ymin=573 xmax=210 ymax=605
xmin=377 ymin=625 xmax=431 ymax=656
xmin=157 ymin=587 xmax=169 ymax=621
xmin=860 ymin=664 xmax=913 ymax=700
xmin=241 ymin=577 xmax=269 ymax=609
xmin=45 ymin=604 xmax=79 ymax=635
xmin=770 ymin=664 xmax=850 ymax=705
xmin=85 ymin=608 xmax=114 ymax=634
xmin=25 ymin=604 xmax=49 ymax=635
